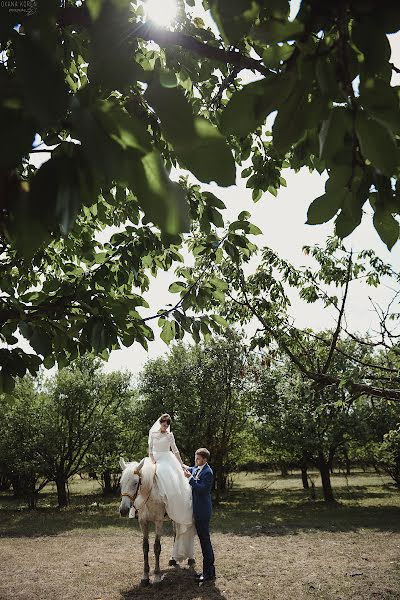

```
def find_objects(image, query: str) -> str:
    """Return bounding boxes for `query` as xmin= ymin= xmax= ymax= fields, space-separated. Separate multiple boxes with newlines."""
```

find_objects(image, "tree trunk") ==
xmin=301 ymin=465 xmax=309 ymax=489
xmin=344 ymin=448 xmax=351 ymax=476
xmin=56 ymin=476 xmax=68 ymax=507
xmin=102 ymin=470 xmax=113 ymax=495
xmin=318 ymin=453 xmax=336 ymax=503
xmin=279 ymin=462 xmax=288 ymax=477
xmin=0 ymin=473 xmax=11 ymax=491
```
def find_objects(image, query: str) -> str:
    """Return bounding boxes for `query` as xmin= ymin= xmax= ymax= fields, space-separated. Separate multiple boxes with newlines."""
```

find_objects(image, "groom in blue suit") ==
xmin=184 ymin=448 xmax=216 ymax=583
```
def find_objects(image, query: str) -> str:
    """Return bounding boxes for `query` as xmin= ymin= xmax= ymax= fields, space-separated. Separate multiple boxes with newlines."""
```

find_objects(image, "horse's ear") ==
xmin=119 ymin=457 xmax=126 ymax=471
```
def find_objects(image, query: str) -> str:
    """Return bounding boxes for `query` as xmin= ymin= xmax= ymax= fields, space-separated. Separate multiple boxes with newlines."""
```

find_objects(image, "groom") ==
xmin=184 ymin=448 xmax=216 ymax=583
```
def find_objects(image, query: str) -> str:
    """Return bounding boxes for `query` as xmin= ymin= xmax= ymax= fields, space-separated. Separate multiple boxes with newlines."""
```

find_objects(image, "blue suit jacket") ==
xmin=188 ymin=463 xmax=213 ymax=521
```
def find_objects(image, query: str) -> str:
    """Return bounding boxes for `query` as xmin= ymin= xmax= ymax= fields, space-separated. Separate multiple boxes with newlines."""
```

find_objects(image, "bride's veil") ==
xmin=148 ymin=416 xmax=171 ymax=444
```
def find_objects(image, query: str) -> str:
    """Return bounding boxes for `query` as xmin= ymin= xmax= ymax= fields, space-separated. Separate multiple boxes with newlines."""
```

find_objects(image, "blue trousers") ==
xmin=194 ymin=518 xmax=215 ymax=578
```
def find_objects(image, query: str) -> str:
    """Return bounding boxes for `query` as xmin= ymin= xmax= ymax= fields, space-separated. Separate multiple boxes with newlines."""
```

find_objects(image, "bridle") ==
xmin=120 ymin=464 xmax=157 ymax=510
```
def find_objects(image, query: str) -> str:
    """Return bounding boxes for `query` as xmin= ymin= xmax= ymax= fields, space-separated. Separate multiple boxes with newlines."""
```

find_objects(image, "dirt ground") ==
xmin=1 ymin=527 xmax=399 ymax=600
xmin=1 ymin=472 xmax=399 ymax=600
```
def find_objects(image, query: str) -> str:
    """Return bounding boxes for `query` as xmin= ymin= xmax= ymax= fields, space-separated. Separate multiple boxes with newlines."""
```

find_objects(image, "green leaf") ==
xmin=252 ymin=18 xmax=304 ymax=44
xmin=352 ymin=20 xmax=391 ymax=75
xmin=335 ymin=197 xmax=363 ymax=239
xmin=212 ymin=314 xmax=228 ymax=326
xmin=88 ymin=2 xmax=139 ymax=90
xmin=220 ymin=72 xmax=295 ymax=138
xmin=262 ymin=43 xmax=294 ymax=69
xmin=30 ymin=329 xmax=52 ymax=357
xmin=373 ymin=209 xmax=399 ymax=250
xmin=319 ymin=108 xmax=352 ymax=160
xmin=306 ymin=190 xmax=346 ymax=225
xmin=132 ymin=150 xmax=190 ymax=234
xmin=169 ymin=282 xmax=186 ymax=293
xmin=160 ymin=70 xmax=178 ymax=88
xmin=272 ymin=83 xmax=310 ymax=155
xmin=87 ymin=0 xmax=105 ymax=20
xmin=160 ymin=320 xmax=175 ymax=345
xmin=145 ymin=81 xmax=196 ymax=148
xmin=181 ymin=118 xmax=236 ymax=186
xmin=15 ymin=34 xmax=69 ymax=128
xmin=209 ymin=0 xmax=259 ymax=44
xmin=359 ymin=77 xmax=400 ymax=134
xmin=355 ymin=112 xmax=398 ymax=176
xmin=88 ymin=318 xmax=108 ymax=353
xmin=146 ymin=81 xmax=235 ymax=186
xmin=96 ymin=101 xmax=152 ymax=154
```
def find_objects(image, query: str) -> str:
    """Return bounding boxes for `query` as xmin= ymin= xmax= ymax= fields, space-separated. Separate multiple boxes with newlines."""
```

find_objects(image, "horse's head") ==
xmin=119 ymin=457 xmax=140 ymax=517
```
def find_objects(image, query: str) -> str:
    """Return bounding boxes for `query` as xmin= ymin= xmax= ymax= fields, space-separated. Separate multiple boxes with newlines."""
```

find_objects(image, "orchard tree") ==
xmin=252 ymin=341 xmax=366 ymax=502
xmin=36 ymin=358 xmax=132 ymax=507
xmin=0 ymin=376 xmax=50 ymax=508
xmin=1 ymin=0 xmax=400 ymax=389
xmin=377 ymin=425 xmax=400 ymax=487
xmin=137 ymin=330 xmax=253 ymax=492
xmin=175 ymin=235 xmax=400 ymax=404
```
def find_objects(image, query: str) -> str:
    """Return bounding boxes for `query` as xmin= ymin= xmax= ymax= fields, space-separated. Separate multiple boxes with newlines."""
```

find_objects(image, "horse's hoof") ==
xmin=169 ymin=559 xmax=178 ymax=567
xmin=188 ymin=559 xmax=196 ymax=567
xmin=140 ymin=578 xmax=150 ymax=587
xmin=153 ymin=575 xmax=163 ymax=585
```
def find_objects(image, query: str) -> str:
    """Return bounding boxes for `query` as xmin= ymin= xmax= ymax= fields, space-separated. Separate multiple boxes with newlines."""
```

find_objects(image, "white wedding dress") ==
xmin=150 ymin=431 xmax=195 ymax=562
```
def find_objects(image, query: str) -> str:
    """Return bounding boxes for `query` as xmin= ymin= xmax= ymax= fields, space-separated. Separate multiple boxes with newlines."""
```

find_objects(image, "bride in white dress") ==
xmin=147 ymin=413 xmax=195 ymax=562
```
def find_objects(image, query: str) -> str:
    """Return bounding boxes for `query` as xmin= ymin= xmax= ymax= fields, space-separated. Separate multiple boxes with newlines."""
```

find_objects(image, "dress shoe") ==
xmin=198 ymin=574 xmax=216 ymax=583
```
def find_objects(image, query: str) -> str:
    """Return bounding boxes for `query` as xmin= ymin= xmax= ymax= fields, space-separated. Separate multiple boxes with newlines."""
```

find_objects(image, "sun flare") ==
xmin=145 ymin=0 xmax=177 ymax=27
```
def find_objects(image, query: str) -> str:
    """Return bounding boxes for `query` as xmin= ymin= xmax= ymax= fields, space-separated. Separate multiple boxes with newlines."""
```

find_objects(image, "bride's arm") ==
xmin=148 ymin=433 xmax=156 ymax=464
xmin=170 ymin=433 xmax=185 ymax=468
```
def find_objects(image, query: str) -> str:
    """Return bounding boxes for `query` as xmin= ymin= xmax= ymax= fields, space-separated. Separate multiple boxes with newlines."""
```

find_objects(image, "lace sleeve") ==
xmin=169 ymin=432 xmax=179 ymax=453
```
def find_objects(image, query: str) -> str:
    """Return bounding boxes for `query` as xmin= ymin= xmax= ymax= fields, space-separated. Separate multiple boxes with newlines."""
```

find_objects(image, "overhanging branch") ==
xmin=57 ymin=7 xmax=271 ymax=77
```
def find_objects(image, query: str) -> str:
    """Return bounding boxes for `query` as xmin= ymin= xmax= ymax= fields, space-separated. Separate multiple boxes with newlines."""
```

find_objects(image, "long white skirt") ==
xmin=154 ymin=450 xmax=195 ymax=562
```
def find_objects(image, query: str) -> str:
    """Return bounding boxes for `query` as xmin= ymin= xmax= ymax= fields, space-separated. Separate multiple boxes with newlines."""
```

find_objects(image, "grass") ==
xmin=0 ymin=470 xmax=399 ymax=600
xmin=1 ymin=470 xmax=398 ymax=538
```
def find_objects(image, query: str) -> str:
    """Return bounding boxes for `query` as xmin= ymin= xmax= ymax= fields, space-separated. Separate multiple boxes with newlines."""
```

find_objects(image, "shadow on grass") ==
xmin=1 ymin=475 xmax=399 ymax=539
xmin=120 ymin=566 xmax=225 ymax=600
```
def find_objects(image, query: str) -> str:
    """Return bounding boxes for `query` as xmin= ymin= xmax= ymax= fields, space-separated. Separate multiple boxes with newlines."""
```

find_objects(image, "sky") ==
xmin=29 ymin=1 xmax=400 ymax=378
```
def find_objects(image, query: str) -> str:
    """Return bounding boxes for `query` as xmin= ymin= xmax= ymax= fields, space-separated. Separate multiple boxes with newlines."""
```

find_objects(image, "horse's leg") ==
xmin=153 ymin=519 xmax=163 ymax=584
xmin=141 ymin=521 xmax=150 ymax=586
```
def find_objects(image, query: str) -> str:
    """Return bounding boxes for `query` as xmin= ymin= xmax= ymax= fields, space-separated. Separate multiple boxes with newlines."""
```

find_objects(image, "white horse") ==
xmin=119 ymin=457 xmax=195 ymax=586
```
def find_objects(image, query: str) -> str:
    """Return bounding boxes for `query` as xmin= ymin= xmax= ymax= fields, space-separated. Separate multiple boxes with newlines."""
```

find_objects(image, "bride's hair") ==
xmin=159 ymin=413 xmax=171 ymax=425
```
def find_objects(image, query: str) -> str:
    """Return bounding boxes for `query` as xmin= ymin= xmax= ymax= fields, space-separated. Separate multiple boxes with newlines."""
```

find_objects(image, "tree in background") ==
xmin=85 ymin=390 xmax=143 ymax=495
xmin=0 ymin=358 xmax=132 ymax=507
xmin=377 ymin=425 xmax=400 ymax=487
xmin=252 ymin=337 xmax=370 ymax=502
xmin=0 ymin=376 xmax=50 ymax=508
xmin=37 ymin=358 xmax=132 ymax=506
xmin=137 ymin=330 xmax=253 ymax=494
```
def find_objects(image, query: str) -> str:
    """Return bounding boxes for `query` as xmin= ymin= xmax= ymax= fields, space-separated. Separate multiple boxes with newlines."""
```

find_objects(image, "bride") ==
xmin=139 ymin=413 xmax=195 ymax=562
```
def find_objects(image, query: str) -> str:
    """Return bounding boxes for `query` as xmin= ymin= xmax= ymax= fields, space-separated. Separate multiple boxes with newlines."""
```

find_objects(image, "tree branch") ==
xmin=322 ymin=251 xmax=352 ymax=374
xmin=57 ymin=8 xmax=271 ymax=76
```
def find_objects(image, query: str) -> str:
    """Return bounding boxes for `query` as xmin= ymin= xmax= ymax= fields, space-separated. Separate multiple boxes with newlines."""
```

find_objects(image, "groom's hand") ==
xmin=183 ymin=469 xmax=191 ymax=478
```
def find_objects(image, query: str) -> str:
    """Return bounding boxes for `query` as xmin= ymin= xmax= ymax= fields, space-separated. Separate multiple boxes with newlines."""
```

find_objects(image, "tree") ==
xmin=35 ymin=358 xmax=132 ymax=507
xmin=137 ymin=330 xmax=253 ymax=494
xmin=377 ymin=425 xmax=400 ymax=487
xmin=173 ymin=235 xmax=400 ymax=404
xmin=85 ymin=391 xmax=142 ymax=495
xmin=0 ymin=376 xmax=50 ymax=508
xmin=252 ymin=337 xmax=372 ymax=502
xmin=1 ymin=0 xmax=400 ymax=387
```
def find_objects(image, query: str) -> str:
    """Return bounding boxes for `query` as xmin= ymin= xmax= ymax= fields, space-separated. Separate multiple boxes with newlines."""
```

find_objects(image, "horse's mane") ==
xmin=139 ymin=457 xmax=156 ymax=495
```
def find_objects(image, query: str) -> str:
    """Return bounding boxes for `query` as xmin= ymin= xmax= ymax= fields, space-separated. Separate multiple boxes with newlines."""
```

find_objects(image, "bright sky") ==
xmin=30 ymin=1 xmax=400 ymax=377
